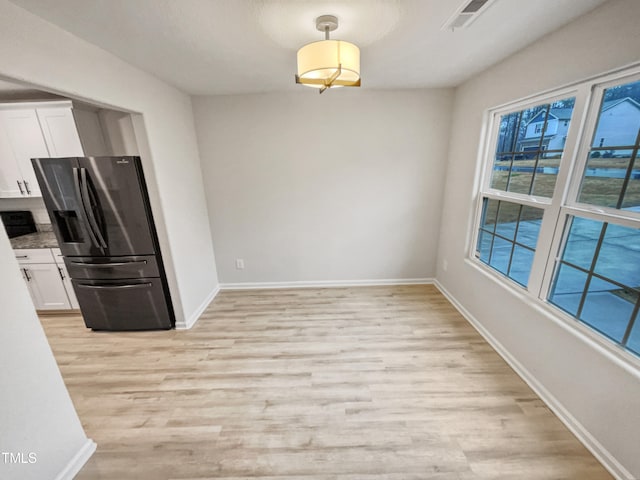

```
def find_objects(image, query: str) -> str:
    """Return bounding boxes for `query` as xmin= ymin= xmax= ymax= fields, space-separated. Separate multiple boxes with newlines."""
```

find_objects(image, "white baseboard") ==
xmin=175 ymin=284 xmax=220 ymax=330
xmin=54 ymin=438 xmax=96 ymax=480
xmin=433 ymin=280 xmax=635 ymax=480
xmin=220 ymin=278 xmax=433 ymax=290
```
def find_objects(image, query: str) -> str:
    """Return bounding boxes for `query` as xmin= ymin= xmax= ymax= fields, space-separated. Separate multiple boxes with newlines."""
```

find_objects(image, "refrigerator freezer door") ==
xmin=72 ymin=278 xmax=172 ymax=330
xmin=79 ymin=156 xmax=156 ymax=256
xmin=32 ymin=157 xmax=103 ymax=257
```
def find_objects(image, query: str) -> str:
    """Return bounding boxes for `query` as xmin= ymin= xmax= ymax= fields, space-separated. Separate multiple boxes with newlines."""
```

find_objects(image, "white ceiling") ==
xmin=9 ymin=0 xmax=608 ymax=95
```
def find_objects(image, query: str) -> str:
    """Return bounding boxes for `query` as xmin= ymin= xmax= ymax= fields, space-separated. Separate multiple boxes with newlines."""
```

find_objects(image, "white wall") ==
xmin=0 ymin=225 xmax=94 ymax=480
xmin=194 ymin=89 xmax=453 ymax=284
xmin=0 ymin=0 xmax=219 ymax=327
xmin=0 ymin=2 xmax=219 ymax=477
xmin=98 ymin=110 xmax=140 ymax=156
xmin=437 ymin=0 xmax=640 ymax=477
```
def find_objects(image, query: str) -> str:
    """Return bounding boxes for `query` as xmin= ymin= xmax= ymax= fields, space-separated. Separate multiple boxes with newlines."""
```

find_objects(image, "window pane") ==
xmin=516 ymin=206 xmax=543 ymax=249
xmin=621 ymin=156 xmax=640 ymax=210
xmin=626 ymin=313 xmax=640 ymax=355
xmin=490 ymin=155 xmax=511 ymax=190
xmin=531 ymin=151 xmax=561 ymax=197
xmin=495 ymin=202 xmax=521 ymax=240
xmin=549 ymin=263 xmax=588 ymax=316
xmin=592 ymin=79 xmax=640 ymax=148
xmin=489 ymin=236 xmax=512 ymax=274
xmin=579 ymin=79 xmax=640 ymax=212
xmin=578 ymin=149 xmax=634 ymax=208
xmin=480 ymin=198 xmax=499 ymax=231
xmin=562 ymin=217 xmax=603 ymax=270
xmin=580 ymin=277 xmax=636 ymax=343
xmin=476 ymin=198 xmax=543 ymax=288
xmin=594 ymin=224 xmax=640 ymax=287
xmin=477 ymin=229 xmax=493 ymax=262
xmin=490 ymin=98 xmax=575 ymax=197
xmin=496 ymin=112 xmax=520 ymax=153
xmin=516 ymin=105 xmax=549 ymax=150
xmin=509 ymin=246 xmax=535 ymax=286
xmin=506 ymin=164 xmax=533 ymax=195
xmin=548 ymin=215 xmax=640 ymax=355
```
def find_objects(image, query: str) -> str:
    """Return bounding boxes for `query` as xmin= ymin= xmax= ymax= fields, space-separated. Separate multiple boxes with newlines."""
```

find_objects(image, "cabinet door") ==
xmin=22 ymin=263 xmax=71 ymax=310
xmin=0 ymin=109 xmax=49 ymax=197
xmin=36 ymin=107 xmax=84 ymax=158
xmin=0 ymin=118 xmax=23 ymax=197
xmin=58 ymin=263 xmax=80 ymax=309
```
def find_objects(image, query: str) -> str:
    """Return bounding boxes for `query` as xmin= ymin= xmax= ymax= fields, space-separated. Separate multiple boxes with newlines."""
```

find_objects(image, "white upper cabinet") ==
xmin=0 ymin=101 xmax=106 ymax=199
xmin=0 ymin=121 xmax=24 ymax=197
xmin=36 ymin=106 xmax=84 ymax=157
xmin=0 ymin=108 xmax=50 ymax=197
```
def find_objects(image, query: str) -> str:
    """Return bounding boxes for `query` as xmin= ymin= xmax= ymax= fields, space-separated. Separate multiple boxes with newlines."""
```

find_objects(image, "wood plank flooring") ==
xmin=40 ymin=285 xmax=612 ymax=479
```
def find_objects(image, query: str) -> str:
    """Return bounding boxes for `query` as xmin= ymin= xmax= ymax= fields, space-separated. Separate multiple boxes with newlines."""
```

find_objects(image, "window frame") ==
xmin=470 ymin=64 xmax=640 ymax=364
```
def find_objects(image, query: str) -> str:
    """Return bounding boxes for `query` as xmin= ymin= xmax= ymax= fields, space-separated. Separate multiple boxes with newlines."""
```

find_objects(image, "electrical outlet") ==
xmin=442 ymin=259 xmax=448 ymax=272
xmin=235 ymin=258 xmax=245 ymax=270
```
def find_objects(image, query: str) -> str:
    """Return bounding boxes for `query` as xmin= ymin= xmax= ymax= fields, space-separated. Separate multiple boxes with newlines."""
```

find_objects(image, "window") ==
xmin=476 ymin=97 xmax=576 ymax=288
xmin=474 ymin=70 xmax=640 ymax=358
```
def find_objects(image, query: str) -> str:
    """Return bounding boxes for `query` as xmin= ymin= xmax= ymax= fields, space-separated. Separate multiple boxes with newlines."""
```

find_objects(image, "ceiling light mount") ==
xmin=295 ymin=15 xmax=361 ymax=94
xmin=315 ymin=15 xmax=338 ymax=38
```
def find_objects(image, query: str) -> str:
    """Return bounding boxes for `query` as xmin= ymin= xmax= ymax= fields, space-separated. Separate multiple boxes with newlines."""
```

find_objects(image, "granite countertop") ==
xmin=10 ymin=231 xmax=59 ymax=249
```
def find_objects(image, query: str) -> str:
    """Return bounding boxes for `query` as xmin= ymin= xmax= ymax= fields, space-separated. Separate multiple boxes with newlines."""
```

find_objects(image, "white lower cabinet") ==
xmin=21 ymin=263 xmax=71 ymax=310
xmin=57 ymin=261 xmax=79 ymax=310
xmin=17 ymin=248 xmax=79 ymax=311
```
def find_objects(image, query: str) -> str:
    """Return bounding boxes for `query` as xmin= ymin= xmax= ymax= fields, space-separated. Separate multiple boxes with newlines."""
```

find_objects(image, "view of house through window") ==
xmin=477 ymin=97 xmax=576 ymax=288
xmin=491 ymin=97 xmax=575 ymax=197
xmin=475 ymin=73 xmax=640 ymax=357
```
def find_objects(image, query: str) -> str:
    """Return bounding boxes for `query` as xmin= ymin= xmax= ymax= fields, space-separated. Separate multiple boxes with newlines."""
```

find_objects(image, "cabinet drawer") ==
xmin=51 ymin=248 xmax=64 ymax=264
xmin=15 ymin=248 xmax=54 ymax=264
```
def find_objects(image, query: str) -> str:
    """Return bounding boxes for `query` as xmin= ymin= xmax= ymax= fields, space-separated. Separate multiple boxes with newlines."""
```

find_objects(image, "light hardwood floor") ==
xmin=40 ymin=285 xmax=612 ymax=480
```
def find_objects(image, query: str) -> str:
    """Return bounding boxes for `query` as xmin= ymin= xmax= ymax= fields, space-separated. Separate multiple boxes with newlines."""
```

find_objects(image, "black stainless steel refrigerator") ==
xmin=32 ymin=156 xmax=175 ymax=330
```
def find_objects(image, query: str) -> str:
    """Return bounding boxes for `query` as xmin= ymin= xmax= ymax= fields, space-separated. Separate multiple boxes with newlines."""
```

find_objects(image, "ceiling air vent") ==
xmin=442 ymin=0 xmax=497 ymax=31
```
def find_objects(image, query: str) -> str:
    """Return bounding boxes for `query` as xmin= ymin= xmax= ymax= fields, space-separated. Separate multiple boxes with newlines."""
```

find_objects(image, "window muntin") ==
xmin=490 ymin=98 xmax=576 ymax=197
xmin=548 ymin=217 xmax=640 ymax=354
xmin=476 ymin=198 xmax=543 ymax=287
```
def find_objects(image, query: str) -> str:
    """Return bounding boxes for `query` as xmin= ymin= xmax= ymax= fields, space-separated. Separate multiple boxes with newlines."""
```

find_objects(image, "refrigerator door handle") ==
xmin=76 ymin=282 xmax=153 ymax=290
xmin=72 ymin=167 xmax=100 ymax=248
xmin=80 ymin=168 xmax=108 ymax=249
xmin=69 ymin=260 xmax=148 ymax=267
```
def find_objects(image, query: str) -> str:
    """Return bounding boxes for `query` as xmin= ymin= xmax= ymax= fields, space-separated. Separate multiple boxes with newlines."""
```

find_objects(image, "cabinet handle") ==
xmin=24 ymin=181 xmax=31 ymax=195
xmin=23 ymin=268 xmax=31 ymax=282
xmin=16 ymin=255 xmax=28 ymax=259
xmin=16 ymin=180 xmax=24 ymax=195
xmin=58 ymin=267 xmax=65 ymax=280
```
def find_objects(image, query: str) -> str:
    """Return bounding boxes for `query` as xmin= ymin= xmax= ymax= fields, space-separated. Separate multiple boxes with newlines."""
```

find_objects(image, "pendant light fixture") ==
xmin=295 ymin=15 xmax=361 ymax=94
